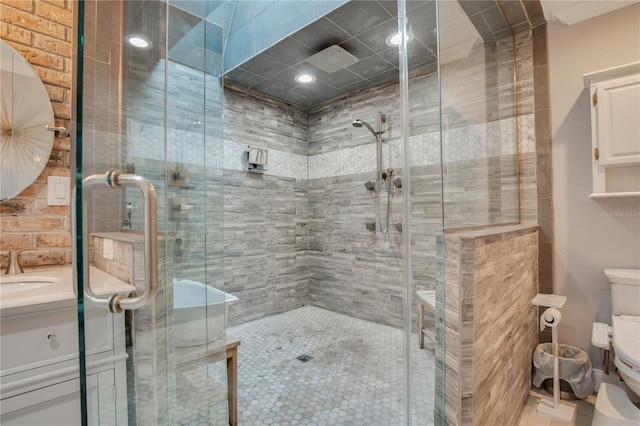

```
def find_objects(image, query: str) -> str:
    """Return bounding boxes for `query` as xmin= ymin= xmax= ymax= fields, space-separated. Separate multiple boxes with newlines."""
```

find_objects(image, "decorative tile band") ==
xmin=127 ymin=114 xmax=533 ymax=181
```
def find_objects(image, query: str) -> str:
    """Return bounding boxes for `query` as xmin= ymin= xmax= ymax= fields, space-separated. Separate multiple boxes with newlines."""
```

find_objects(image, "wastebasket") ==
xmin=532 ymin=343 xmax=594 ymax=400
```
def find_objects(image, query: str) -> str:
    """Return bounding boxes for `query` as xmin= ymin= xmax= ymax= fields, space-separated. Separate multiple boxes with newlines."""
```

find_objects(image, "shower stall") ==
xmin=72 ymin=0 xmax=522 ymax=424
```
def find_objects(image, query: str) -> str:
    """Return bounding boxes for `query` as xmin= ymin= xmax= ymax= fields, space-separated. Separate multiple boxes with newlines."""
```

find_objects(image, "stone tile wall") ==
xmin=122 ymin=58 xmax=225 ymax=289
xmin=514 ymin=22 xmax=553 ymax=341
xmin=531 ymin=24 xmax=553 ymax=296
xmin=223 ymin=170 xmax=310 ymax=325
xmin=516 ymin=30 xmax=538 ymax=225
xmin=436 ymin=225 xmax=539 ymax=425
xmin=0 ymin=0 xmax=73 ymax=268
xmin=221 ymin=85 xmax=310 ymax=326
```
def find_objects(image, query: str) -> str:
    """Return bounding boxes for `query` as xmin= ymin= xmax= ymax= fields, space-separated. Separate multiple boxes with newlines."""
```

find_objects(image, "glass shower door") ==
xmin=74 ymin=0 xmax=226 ymax=424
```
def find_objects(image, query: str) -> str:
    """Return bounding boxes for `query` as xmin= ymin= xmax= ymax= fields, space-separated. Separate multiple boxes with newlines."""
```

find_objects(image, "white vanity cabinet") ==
xmin=583 ymin=62 xmax=640 ymax=198
xmin=0 ymin=303 xmax=128 ymax=425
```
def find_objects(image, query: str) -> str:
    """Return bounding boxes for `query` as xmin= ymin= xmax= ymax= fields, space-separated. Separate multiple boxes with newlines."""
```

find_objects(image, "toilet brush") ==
xmin=537 ymin=308 xmax=576 ymax=422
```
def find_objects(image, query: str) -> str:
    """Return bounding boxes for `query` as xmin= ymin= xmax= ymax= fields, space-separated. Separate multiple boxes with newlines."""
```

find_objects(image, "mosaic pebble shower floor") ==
xmin=170 ymin=306 xmax=434 ymax=425
xmin=226 ymin=305 xmax=435 ymax=425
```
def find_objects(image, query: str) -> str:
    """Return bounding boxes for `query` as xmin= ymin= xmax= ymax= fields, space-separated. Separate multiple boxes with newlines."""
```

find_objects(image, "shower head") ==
xmin=352 ymin=119 xmax=378 ymax=138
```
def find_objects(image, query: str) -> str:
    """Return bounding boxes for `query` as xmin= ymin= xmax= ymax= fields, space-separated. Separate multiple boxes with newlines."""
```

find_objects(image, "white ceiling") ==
xmin=540 ymin=0 xmax=638 ymax=25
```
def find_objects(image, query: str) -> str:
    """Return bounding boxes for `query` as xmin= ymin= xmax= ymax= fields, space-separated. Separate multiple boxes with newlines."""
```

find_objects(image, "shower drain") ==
xmin=296 ymin=354 xmax=313 ymax=363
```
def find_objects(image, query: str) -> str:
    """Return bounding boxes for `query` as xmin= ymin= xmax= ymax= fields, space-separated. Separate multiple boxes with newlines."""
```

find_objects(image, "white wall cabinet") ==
xmin=0 ymin=304 xmax=127 ymax=425
xmin=583 ymin=62 xmax=640 ymax=198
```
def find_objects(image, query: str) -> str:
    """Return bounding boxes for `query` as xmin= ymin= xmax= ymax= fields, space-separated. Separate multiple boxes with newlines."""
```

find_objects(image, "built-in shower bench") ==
xmin=416 ymin=290 xmax=436 ymax=349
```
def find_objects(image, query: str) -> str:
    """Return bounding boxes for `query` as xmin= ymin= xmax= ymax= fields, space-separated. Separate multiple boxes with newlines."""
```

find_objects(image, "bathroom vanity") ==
xmin=0 ymin=267 xmax=134 ymax=425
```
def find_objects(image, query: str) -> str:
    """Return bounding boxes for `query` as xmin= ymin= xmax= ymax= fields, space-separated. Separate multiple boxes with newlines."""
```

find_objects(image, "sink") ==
xmin=0 ymin=276 xmax=59 ymax=295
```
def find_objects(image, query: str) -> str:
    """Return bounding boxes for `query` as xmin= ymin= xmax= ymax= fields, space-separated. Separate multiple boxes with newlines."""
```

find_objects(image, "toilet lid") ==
xmin=613 ymin=315 xmax=640 ymax=367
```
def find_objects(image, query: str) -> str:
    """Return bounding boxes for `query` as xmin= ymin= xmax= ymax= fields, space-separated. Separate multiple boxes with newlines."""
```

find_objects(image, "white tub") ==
xmin=173 ymin=278 xmax=238 ymax=347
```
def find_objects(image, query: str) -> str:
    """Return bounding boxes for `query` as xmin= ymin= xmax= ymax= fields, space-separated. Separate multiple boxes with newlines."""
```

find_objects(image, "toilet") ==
xmin=592 ymin=269 xmax=640 ymax=426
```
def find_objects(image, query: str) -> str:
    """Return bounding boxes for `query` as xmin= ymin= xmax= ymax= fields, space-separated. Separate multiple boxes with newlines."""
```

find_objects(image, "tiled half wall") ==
xmin=437 ymin=225 xmax=539 ymax=425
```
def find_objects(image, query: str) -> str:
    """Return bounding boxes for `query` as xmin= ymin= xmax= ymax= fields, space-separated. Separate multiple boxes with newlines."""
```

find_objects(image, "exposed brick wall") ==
xmin=0 ymin=0 xmax=73 ymax=268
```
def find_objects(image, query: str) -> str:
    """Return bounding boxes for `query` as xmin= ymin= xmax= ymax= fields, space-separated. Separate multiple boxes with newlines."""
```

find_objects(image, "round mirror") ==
xmin=0 ymin=40 xmax=55 ymax=202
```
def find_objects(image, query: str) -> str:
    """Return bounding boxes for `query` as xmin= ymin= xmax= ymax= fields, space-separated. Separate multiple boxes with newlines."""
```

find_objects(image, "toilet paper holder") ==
xmin=530 ymin=293 xmax=575 ymax=422
xmin=532 ymin=293 xmax=566 ymax=309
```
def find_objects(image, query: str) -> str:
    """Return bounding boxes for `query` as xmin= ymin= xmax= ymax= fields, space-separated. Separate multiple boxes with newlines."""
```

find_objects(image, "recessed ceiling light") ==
xmin=125 ymin=35 xmax=152 ymax=49
xmin=295 ymin=73 xmax=316 ymax=84
xmin=386 ymin=31 xmax=414 ymax=47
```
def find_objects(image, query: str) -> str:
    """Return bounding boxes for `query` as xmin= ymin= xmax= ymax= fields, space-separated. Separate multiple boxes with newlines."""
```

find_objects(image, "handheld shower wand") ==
xmin=353 ymin=112 xmax=391 ymax=233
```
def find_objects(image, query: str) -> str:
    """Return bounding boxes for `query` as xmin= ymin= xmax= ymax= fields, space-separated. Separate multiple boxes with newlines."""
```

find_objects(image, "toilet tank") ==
xmin=606 ymin=269 xmax=640 ymax=316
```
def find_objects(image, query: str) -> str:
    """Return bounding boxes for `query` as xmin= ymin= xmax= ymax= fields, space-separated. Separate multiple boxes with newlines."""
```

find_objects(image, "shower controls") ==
xmin=365 ymin=222 xmax=376 ymax=231
xmin=394 ymin=223 xmax=403 ymax=232
xmin=364 ymin=181 xmax=376 ymax=191
xmin=124 ymin=202 xmax=138 ymax=228
xmin=168 ymin=198 xmax=193 ymax=220
xmin=167 ymin=165 xmax=190 ymax=188
xmin=352 ymin=112 xmax=392 ymax=233
xmin=393 ymin=177 xmax=402 ymax=188
xmin=173 ymin=232 xmax=189 ymax=251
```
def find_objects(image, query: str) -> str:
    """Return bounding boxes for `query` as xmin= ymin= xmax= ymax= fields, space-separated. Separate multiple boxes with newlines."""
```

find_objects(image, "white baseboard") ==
xmin=593 ymin=368 xmax=622 ymax=392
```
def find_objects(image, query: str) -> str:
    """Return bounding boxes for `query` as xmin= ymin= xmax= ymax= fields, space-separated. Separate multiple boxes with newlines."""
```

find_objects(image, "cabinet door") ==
xmin=0 ymin=378 xmax=84 ymax=425
xmin=595 ymin=74 xmax=640 ymax=166
xmin=0 ymin=372 xmax=118 ymax=426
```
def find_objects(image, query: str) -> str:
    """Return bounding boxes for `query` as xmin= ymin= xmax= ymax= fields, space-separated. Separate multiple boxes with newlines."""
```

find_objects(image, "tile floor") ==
xmin=519 ymin=388 xmax=596 ymax=426
xmin=227 ymin=305 xmax=435 ymax=425
xmin=169 ymin=305 xmax=599 ymax=425
xmin=174 ymin=360 xmax=229 ymax=425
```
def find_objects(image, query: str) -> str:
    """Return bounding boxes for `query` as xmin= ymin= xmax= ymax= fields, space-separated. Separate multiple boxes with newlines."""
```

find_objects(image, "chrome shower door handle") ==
xmin=82 ymin=170 xmax=158 ymax=313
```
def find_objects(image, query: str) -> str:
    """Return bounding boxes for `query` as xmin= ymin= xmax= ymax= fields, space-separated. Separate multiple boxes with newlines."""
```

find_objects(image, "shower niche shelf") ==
xmin=583 ymin=62 xmax=640 ymax=199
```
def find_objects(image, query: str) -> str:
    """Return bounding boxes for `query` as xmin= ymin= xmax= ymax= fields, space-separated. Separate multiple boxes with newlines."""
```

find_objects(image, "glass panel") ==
xmin=399 ymin=0 xmax=444 ymax=424
xmin=75 ymin=0 xmax=467 ymax=423
xmin=77 ymin=0 xmax=226 ymax=424
xmin=77 ymin=0 xmax=137 ymax=423
xmin=438 ymin=1 xmax=519 ymax=228
xmin=432 ymin=0 xmax=519 ymax=424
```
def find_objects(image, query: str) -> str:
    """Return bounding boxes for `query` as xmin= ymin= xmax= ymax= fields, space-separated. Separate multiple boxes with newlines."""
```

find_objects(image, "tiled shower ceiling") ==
xmin=224 ymin=0 xmax=438 ymax=108
xmin=223 ymin=0 xmax=512 ymax=109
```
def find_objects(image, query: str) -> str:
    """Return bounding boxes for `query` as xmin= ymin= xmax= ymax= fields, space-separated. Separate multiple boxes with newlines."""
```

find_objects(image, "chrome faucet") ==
xmin=5 ymin=250 xmax=25 ymax=275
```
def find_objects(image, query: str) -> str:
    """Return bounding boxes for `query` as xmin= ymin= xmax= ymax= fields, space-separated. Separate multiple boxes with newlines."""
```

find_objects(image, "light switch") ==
xmin=55 ymin=182 xmax=65 ymax=198
xmin=47 ymin=176 xmax=70 ymax=205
